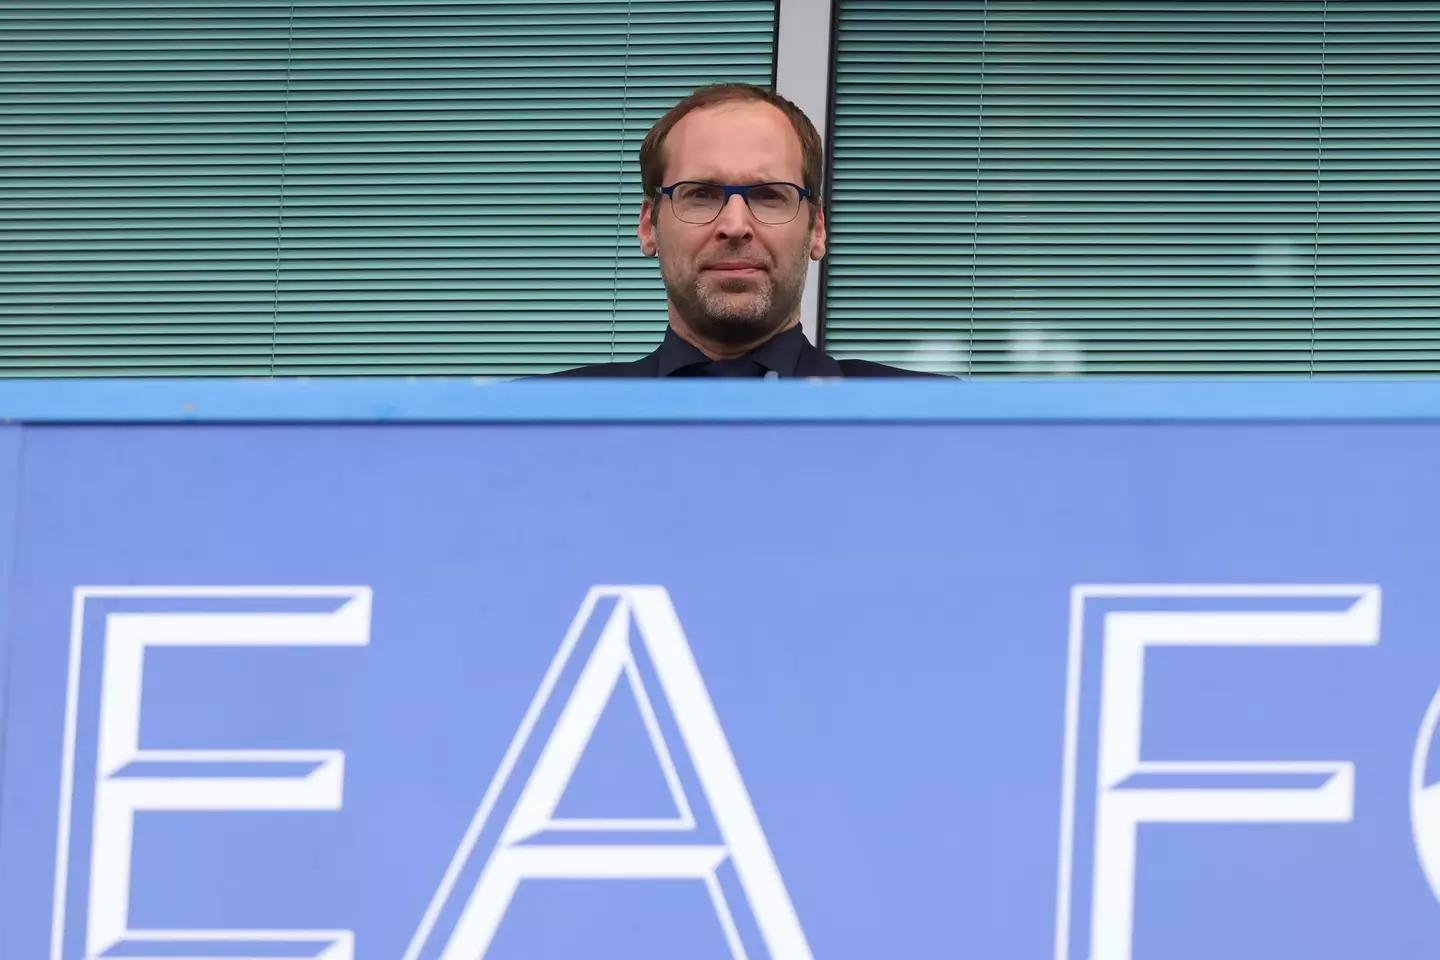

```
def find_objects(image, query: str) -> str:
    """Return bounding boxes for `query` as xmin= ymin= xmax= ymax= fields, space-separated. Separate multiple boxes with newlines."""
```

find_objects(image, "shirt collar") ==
xmin=656 ymin=324 xmax=811 ymax=378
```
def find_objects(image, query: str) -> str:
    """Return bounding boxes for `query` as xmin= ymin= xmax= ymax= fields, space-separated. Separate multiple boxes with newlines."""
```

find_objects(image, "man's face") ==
xmin=638 ymin=102 xmax=827 ymax=348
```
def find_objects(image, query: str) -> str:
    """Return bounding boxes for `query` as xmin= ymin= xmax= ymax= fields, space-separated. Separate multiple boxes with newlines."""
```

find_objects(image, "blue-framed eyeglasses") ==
xmin=655 ymin=181 xmax=813 ymax=225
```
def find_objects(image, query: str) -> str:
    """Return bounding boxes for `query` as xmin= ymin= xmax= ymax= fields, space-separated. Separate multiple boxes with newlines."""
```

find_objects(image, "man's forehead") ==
xmin=677 ymin=168 xmax=787 ymax=184
xmin=663 ymin=102 xmax=803 ymax=181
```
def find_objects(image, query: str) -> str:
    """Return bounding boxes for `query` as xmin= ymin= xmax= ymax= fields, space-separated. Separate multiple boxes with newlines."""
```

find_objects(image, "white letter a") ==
xmin=404 ymin=586 xmax=813 ymax=960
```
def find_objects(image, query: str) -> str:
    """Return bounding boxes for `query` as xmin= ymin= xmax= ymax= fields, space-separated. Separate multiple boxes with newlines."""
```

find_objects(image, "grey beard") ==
xmin=668 ymin=270 xmax=804 ymax=348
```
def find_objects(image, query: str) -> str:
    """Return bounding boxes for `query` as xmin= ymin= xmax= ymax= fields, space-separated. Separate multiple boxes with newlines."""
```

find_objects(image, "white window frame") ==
xmin=774 ymin=0 xmax=835 ymax=345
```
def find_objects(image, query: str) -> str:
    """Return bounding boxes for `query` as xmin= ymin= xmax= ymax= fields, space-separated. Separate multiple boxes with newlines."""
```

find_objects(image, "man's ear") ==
xmin=637 ymin=199 xmax=658 ymax=257
xmin=809 ymin=205 xmax=827 ymax=261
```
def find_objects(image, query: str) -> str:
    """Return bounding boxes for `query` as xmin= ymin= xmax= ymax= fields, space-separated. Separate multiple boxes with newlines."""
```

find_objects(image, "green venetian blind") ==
xmin=825 ymin=1 xmax=1440 ymax=375
xmin=0 ymin=0 xmax=775 ymax=376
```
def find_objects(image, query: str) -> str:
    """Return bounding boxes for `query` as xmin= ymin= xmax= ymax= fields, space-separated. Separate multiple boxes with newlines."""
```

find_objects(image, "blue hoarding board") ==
xmin=0 ymin=424 xmax=21 ymax=832
xmin=1 ymin=382 xmax=1439 ymax=960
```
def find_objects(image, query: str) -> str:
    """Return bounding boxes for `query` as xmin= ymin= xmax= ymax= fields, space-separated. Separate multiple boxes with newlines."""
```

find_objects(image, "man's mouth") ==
xmin=705 ymin=262 xmax=765 ymax=276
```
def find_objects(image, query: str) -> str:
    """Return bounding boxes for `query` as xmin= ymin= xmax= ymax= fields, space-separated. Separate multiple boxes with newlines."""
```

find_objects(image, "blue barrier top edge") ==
xmin=2 ymin=378 xmax=1440 ymax=423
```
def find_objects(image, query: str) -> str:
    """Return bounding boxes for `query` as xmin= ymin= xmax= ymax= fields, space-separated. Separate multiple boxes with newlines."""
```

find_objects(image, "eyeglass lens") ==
xmin=670 ymin=183 xmax=801 ymax=225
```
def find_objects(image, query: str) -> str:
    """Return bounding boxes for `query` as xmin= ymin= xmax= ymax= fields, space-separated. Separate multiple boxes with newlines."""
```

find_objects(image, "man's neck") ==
xmin=668 ymin=314 xmax=801 ymax=360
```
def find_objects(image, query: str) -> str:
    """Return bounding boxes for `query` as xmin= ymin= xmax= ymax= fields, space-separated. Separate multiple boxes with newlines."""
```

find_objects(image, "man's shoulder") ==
xmin=536 ymin=352 xmax=948 ymax=379
xmin=836 ymin=358 xmax=950 ymax=379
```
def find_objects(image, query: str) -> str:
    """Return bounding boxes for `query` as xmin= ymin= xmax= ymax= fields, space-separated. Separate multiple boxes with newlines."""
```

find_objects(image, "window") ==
xmin=1 ymin=0 xmax=777 ymax=376
xmin=825 ymin=1 xmax=1440 ymax=375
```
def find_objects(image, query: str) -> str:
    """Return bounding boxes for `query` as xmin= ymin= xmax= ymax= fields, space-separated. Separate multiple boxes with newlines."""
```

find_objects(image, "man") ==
xmin=550 ymin=83 xmax=937 ymax=378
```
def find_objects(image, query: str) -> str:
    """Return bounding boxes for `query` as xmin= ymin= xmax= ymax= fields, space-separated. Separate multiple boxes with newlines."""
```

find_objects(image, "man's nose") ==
xmin=713 ymin=193 xmax=755 ymax=238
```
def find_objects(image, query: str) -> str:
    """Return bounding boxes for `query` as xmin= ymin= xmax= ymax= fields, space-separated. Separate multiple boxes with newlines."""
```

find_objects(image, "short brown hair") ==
xmin=639 ymin=83 xmax=824 ymax=221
